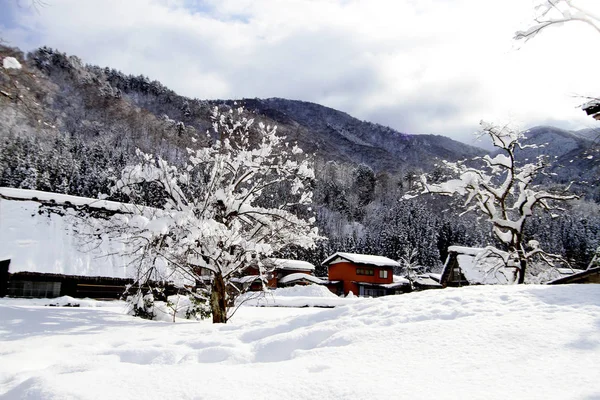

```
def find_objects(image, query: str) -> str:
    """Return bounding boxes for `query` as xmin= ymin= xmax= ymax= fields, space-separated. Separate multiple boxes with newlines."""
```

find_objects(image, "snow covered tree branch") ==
xmin=514 ymin=0 xmax=600 ymax=42
xmin=417 ymin=121 xmax=577 ymax=283
xmin=515 ymin=1 xmax=600 ymax=120
xmin=103 ymin=106 xmax=320 ymax=323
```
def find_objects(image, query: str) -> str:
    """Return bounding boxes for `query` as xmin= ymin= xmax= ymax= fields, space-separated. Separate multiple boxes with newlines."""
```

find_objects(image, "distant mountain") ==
xmin=515 ymin=126 xmax=599 ymax=200
xmin=1 ymin=45 xmax=485 ymax=175
xmin=233 ymin=98 xmax=486 ymax=171
xmin=0 ymin=45 xmax=596 ymax=195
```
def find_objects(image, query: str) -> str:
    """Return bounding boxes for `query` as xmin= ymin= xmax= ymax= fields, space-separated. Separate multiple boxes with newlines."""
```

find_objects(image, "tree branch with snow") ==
xmin=416 ymin=121 xmax=577 ymax=283
xmin=102 ymin=106 xmax=320 ymax=323
xmin=514 ymin=0 xmax=600 ymax=42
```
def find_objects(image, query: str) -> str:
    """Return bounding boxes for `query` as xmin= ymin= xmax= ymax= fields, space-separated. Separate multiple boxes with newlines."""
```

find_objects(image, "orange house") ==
xmin=322 ymin=252 xmax=404 ymax=297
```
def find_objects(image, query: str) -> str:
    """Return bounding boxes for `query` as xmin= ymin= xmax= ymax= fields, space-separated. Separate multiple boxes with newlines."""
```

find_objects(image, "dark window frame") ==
xmin=356 ymin=268 xmax=374 ymax=276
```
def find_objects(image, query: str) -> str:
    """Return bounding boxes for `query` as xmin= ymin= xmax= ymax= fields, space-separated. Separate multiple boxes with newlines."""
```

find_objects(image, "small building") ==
xmin=547 ymin=267 xmax=600 ymax=285
xmin=411 ymin=274 xmax=443 ymax=291
xmin=440 ymin=246 xmax=518 ymax=287
xmin=235 ymin=258 xmax=318 ymax=291
xmin=322 ymin=252 xmax=405 ymax=297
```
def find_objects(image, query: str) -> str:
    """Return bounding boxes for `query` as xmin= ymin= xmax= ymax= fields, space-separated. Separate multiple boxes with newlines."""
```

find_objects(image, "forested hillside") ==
xmin=1 ymin=45 xmax=599 ymax=273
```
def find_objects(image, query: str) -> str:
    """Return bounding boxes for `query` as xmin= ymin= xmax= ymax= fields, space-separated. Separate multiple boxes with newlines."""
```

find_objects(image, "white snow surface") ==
xmin=1 ymin=285 xmax=599 ymax=399
xmin=2 ymin=56 xmax=22 ymax=70
xmin=236 ymin=285 xmax=350 ymax=308
xmin=0 ymin=198 xmax=136 ymax=277
xmin=323 ymin=252 xmax=400 ymax=267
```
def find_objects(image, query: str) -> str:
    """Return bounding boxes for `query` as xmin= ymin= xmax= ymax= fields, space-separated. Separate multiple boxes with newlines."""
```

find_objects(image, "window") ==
xmin=379 ymin=270 xmax=388 ymax=279
xmin=363 ymin=288 xmax=385 ymax=297
xmin=356 ymin=268 xmax=374 ymax=276
xmin=452 ymin=267 xmax=462 ymax=281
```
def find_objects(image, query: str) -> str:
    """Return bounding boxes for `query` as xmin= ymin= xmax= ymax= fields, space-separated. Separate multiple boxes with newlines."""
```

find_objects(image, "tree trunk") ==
xmin=518 ymin=257 xmax=526 ymax=284
xmin=515 ymin=237 xmax=526 ymax=284
xmin=210 ymin=272 xmax=228 ymax=323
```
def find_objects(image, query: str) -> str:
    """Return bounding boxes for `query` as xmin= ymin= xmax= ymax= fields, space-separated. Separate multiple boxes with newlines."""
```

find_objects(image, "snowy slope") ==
xmin=0 ymin=198 xmax=134 ymax=277
xmin=1 ymin=284 xmax=599 ymax=399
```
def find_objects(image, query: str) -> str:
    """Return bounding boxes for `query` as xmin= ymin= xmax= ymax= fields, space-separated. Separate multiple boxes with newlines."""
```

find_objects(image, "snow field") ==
xmin=1 ymin=284 xmax=599 ymax=399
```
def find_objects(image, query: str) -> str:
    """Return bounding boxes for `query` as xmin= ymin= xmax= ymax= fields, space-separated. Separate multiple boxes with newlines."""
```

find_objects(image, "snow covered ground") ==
xmin=1 ymin=284 xmax=599 ymax=399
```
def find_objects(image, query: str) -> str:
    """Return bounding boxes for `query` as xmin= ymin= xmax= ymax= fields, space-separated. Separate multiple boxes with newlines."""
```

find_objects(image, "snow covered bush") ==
xmin=127 ymin=290 xmax=156 ymax=320
xmin=417 ymin=121 xmax=576 ymax=283
xmin=105 ymin=106 xmax=319 ymax=323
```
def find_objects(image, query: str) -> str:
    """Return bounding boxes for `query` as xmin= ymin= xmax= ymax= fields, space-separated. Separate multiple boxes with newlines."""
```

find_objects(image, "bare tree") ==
xmin=415 ymin=121 xmax=577 ymax=283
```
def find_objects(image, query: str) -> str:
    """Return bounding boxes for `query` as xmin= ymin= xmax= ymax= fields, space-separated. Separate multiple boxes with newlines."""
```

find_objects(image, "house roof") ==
xmin=380 ymin=281 xmax=411 ymax=289
xmin=271 ymin=259 xmax=315 ymax=271
xmin=231 ymin=275 xmax=262 ymax=284
xmin=447 ymin=246 xmax=488 ymax=256
xmin=414 ymin=275 xmax=443 ymax=287
xmin=547 ymin=267 xmax=600 ymax=285
xmin=442 ymin=246 xmax=517 ymax=285
xmin=322 ymin=252 xmax=400 ymax=268
xmin=278 ymin=273 xmax=324 ymax=285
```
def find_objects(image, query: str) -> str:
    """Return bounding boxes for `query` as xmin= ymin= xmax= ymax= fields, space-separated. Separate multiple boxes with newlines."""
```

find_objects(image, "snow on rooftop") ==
xmin=271 ymin=259 xmax=315 ymax=271
xmin=393 ymin=275 xmax=410 ymax=284
xmin=278 ymin=273 xmax=323 ymax=285
xmin=231 ymin=275 xmax=261 ymax=284
xmin=455 ymin=253 xmax=516 ymax=285
xmin=322 ymin=252 xmax=400 ymax=267
xmin=0 ymin=196 xmax=169 ymax=280
xmin=447 ymin=246 xmax=487 ymax=256
xmin=0 ymin=187 xmax=138 ymax=213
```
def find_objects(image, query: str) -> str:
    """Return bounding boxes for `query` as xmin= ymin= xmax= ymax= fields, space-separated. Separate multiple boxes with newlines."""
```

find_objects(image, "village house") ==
xmin=439 ymin=246 xmax=518 ymax=287
xmin=233 ymin=259 xmax=320 ymax=291
xmin=322 ymin=252 xmax=409 ymax=297
xmin=0 ymin=258 xmax=145 ymax=299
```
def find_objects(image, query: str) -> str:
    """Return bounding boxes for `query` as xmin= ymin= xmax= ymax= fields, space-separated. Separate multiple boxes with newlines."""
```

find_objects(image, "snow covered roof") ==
xmin=0 ymin=187 xmax=132 ymax=212
xmin=231 ymin=275 xmax=261 ymax=284
xmin=393 ymin=275 xmax=410 ymax=284
xmin=547 ymin=267 xmax=600 ymax=285
xmin=322 ymin=252 xmax=400 ymax=268
xmin=278 ymin=273 xmax=323 ymax=285
xmin=0 ymin=196 xmax=151 ymax=279
xmin=271 ymin=259 xmax=315 ymax=271
xmin=443 ymin=246 xmax=517 ymax=285
xmin=380 ymin=281 xmax=411 ymax=289
xmin=414 ymin=275 xmax=442 ymax=287
xmin=428 ymin=273 xmax=442 ymax=282
xmin=447 ymin=246 xmax=487 ymax=256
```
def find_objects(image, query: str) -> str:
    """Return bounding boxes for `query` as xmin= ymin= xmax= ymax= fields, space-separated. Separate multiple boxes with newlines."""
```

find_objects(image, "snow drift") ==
xmin=1 ymin=284 xmax=599 ymax=399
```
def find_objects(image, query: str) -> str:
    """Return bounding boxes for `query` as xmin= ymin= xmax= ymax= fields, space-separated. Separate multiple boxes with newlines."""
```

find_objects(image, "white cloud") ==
xmin=2 ymin=0 xmax=600 ymax=147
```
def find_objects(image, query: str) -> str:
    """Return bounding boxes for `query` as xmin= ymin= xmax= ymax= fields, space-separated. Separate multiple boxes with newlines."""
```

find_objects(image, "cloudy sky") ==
xmin=2 ymin=0 xmax=600 ymax=147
